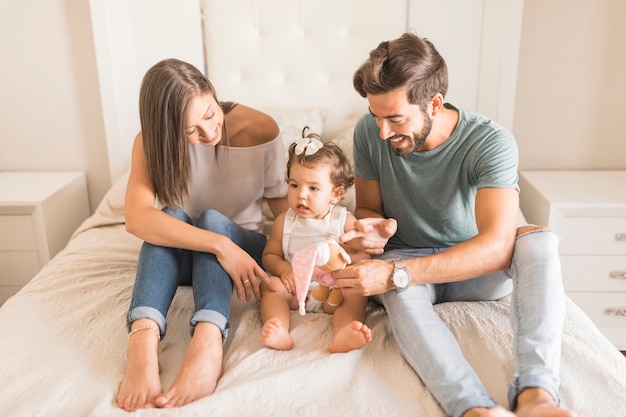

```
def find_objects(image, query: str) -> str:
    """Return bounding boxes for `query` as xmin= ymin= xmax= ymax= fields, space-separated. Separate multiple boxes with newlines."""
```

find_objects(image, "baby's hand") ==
xmin=339 ymin=218 xmax=397 ymax=255
xmin=280 ymin=270 xmax=296 ymax=294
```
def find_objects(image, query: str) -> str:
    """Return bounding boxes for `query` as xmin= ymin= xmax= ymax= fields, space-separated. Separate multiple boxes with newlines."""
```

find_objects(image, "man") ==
xmin=333 ymin=32 xmax=579 ymax=417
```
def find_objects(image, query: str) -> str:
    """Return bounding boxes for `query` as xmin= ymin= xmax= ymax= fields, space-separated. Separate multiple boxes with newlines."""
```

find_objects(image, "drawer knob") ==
xmin=609 ymin=271 xmax=626 ymax=280
xmin=603 ymin=307 xmax=626 ymax=317
xmin=616 ymin=233 xmax=626 ymax=241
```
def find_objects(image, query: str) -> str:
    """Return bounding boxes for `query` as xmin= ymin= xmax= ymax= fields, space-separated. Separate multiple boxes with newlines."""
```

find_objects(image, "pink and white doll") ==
xmin=292 ymin=240 xmax=351 ymax=315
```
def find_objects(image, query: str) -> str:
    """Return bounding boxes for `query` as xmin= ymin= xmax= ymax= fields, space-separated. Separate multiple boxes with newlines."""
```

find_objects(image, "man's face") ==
xmin=367 ymin=88 xmax=432 ymax=157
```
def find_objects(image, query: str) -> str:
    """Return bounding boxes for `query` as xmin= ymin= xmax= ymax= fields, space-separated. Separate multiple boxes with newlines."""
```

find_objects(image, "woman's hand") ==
xmin=339 ymin=218 xmax=397 ymax=255
xmin=216 ymin=238 xmax=276 ymax=301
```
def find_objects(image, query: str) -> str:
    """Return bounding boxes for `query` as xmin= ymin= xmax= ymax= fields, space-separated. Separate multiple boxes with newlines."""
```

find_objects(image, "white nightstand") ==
xmin=0 ymin=171 xmax=91 ymax=305
xmin=519 ymin=170 xmax=626 ymax=350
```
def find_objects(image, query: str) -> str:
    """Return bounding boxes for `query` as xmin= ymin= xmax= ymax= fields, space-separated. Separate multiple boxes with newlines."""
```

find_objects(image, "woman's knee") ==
xmin=163 ymin=206 xmax=192 ymax=223
xmin=196 ymin=209 xmax=231 ymax=234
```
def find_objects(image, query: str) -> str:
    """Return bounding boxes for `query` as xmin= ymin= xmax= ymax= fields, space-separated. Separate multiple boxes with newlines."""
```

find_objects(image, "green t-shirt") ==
xmin=353 ymin=104 xmax=519 ymax=249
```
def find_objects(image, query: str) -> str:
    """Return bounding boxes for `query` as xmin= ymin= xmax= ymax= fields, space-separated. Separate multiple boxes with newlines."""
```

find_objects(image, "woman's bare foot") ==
xmin=155 ymin=322 xmax=223 ymax=408
xmin=329 ymin=320 xmax=372 ymax=353
xmin=515 ymin=388 xmax=579 ymax=417
xmin=116 ymin=322 xmax=162 ymax=411
xmin=260 ymin=317 xmax=294 ymax=350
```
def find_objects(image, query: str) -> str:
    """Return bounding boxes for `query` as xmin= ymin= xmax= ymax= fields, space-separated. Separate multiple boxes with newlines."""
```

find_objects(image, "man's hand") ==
xmin=339 ymin=218 xmax=397 ymax=255
xmin=331 ymin=259 xmax=394 ymax=296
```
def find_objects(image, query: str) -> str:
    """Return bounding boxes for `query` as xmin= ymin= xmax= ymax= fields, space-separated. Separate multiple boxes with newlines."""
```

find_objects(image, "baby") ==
xmin=259 ymin=130 xmax=371 ymax=352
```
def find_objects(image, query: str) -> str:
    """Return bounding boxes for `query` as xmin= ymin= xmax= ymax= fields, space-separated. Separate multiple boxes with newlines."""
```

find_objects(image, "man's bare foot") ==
xmin=463 ymin=406 xmax=515 ymax=417
xmin=155 ymin=322 xmax=223 ymax=408
xmin=329 ymin=320 xmax=372 ymax=353
xmin=515 ymin=388 xmax=579 ymax=417
xmin=116 ymin=323 xmax=162 ymax=411
xmin=260 ymin=317 xmax=294 ymax=350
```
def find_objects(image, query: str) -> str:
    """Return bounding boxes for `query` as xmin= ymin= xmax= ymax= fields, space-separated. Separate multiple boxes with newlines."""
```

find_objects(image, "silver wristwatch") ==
xmin=391 ymin=259 xmax=411 ymax=291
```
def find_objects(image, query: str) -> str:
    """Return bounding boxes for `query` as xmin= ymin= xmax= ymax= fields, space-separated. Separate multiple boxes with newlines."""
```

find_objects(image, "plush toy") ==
xmin=292 ymin=240 xmax=351 ymax=315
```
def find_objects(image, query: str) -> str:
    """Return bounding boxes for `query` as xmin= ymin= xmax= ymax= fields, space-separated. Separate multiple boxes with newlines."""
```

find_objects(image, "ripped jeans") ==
xmin=127 ymin=207 xmax=267 ymax=340
xmin=375 ymin=228 xmax=565 ymax=417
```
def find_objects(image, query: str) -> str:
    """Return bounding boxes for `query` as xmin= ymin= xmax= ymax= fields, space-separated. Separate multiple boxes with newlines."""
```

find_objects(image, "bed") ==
xmin=1 ymin=1 xmax=625 ymax=416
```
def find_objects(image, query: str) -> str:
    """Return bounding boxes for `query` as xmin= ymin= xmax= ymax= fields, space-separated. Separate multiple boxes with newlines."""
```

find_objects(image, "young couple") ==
xmin=116 ymin=33 xmax=579 ymax=417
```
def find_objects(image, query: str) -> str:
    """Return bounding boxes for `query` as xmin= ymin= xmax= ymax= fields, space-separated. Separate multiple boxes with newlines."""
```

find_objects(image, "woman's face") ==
xmin=185 ymin=93 xmax=224 ymax=146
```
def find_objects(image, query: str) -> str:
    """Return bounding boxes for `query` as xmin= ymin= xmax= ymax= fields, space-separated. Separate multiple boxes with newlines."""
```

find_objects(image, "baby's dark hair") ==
xmin=287 ymin=127 xmax=355 ymax=192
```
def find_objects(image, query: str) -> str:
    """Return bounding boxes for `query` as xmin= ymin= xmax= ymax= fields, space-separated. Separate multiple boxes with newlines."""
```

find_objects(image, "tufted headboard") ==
xmin=201 ymin=0 xmax=406 ymax=139
xmin=90 ymin=0 xmax=523 ymax=183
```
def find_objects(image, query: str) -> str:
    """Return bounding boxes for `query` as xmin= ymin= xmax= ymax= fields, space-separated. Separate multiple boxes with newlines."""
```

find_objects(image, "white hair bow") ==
xmin=293 ymin=137 xmax=323 ymax=156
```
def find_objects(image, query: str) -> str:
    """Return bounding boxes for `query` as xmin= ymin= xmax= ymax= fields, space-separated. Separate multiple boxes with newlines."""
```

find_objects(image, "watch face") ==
xmin=393 ymin=268 xmax=411 ymax=288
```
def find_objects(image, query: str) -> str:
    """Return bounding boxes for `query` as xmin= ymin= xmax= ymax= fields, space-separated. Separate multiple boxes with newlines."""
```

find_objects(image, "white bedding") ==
xmin=0 ymin=167 xmax=625 ymax=417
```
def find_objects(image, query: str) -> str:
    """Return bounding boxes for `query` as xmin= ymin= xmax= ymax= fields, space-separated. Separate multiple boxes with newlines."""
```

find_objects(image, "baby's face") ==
xmin=287 ymin=163 xmax=341 ymax=220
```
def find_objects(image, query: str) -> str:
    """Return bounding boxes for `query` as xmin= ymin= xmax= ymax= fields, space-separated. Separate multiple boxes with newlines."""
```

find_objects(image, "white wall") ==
xmin=0 ymin=0 xmax=625 ymax=210
xmin=514 ymin=0 xmax=626 ymax=170
xmin=0 ymin=0 xmax=108 ymax=211
xmin=90 ymin=0 xmax=205 ymax=184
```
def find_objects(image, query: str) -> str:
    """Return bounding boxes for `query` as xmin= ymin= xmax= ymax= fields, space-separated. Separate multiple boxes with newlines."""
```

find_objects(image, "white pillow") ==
xmin=327 ymin=114 xmax=365 ymax=213
xmin=265 ymin=108 xmax=327 ymax=161
xmin=329 ymin=127 xmax=356 ymax=213
xmin=95 ymin=170 xmax=129 ymax=220
xmin=328 ymin=121 xmax=355 ymax=168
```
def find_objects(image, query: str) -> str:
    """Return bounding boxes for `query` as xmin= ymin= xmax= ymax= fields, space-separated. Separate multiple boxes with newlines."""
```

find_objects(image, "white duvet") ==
xmin=0 ymin=175 xmax=625 ymax=417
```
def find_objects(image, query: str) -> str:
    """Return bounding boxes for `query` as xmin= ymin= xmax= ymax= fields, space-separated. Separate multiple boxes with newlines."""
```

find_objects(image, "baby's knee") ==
xmin=262 ymin=276 xmax=286 ymax=293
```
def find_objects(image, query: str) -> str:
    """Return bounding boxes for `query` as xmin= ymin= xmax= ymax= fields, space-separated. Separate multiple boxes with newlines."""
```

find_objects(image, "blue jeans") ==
xmin=127 ymin=207 xmax=267 ymax=340
xmin=375 ymin=229 xmax=564 ymax=417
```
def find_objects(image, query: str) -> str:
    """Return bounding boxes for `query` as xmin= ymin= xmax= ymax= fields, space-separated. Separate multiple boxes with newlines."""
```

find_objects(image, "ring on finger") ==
xmin=243 ymin=279 xmax=250 ymax=284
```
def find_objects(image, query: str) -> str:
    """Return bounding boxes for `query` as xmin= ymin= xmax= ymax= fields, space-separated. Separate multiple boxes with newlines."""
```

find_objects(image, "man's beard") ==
xmin=392 ymin=110 xmax=433 ymax=156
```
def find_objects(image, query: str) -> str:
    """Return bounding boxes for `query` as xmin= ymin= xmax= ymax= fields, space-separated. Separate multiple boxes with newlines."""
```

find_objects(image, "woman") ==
xmin=116 ymin=58 xmax=288 ymax=411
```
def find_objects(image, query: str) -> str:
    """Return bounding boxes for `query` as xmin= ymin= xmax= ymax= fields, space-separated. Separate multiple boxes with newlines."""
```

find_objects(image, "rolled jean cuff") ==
xmin=191 ymin=309 xmax=229 ymax=341
xmin=127 ymin=306 xmax=166 ymax=339
xmin=508 ymin=375 xmax=560 ymax=411
xmin=453 ymin=397 xmax=497 ymax=417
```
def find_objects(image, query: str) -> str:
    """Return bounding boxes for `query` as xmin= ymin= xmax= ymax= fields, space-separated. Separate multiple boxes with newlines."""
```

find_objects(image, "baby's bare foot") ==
xmin=260 ymin=317 xmax=294 ymax=350
xmin=329 ymin=320 xmax=372 ymax=353
xmin=155 ymin=323 xmax=223 ymax=408
xmin=116 ymin=325 xmax=161 ymax=411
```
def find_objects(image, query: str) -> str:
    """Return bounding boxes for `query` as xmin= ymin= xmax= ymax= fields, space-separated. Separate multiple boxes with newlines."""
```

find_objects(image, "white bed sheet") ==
xmin=0 ymin=170 xmax=625 ymax=417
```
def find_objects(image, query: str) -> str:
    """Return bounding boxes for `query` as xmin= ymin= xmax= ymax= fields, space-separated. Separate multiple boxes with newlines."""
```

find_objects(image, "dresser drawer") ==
xmin=568 ymin=292 xmax=626 ymax=329
xmin=0 ymin=215 xmax=37 ymax=251
xmin=0 ymin=251 xmax=41 ymax=285
xmin=555 ymin=217 xmax=626 ymax=255
xmin=561 ymin=255 xmax=626 ymax=292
